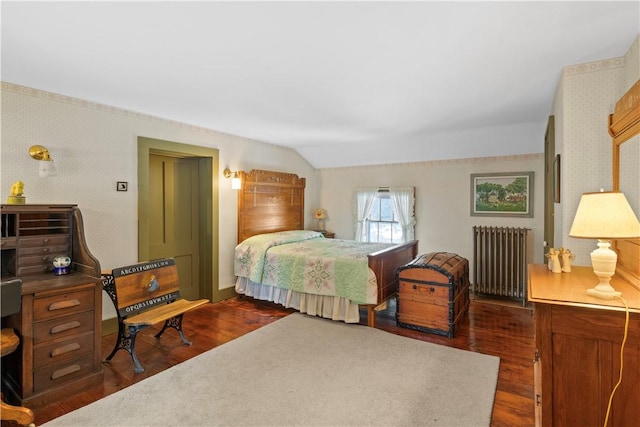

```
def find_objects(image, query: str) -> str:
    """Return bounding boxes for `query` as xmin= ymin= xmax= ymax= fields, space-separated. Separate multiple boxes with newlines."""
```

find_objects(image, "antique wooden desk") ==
xmin=1 ymin=204 xmax=102 ymax=408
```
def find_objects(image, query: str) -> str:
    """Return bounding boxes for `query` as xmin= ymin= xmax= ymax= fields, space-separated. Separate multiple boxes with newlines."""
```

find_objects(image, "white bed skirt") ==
xmin=235 ymin=277 xmax=361 ymax=323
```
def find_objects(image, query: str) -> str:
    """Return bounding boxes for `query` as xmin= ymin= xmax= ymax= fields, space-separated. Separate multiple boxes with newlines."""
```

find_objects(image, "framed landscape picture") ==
xmin=470 ymin=172 xmax=534 ymax=217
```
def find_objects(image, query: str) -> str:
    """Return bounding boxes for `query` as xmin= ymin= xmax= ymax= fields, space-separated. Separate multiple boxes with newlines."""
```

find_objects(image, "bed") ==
xmin=233 ymin=169 xmax=418 ymax=327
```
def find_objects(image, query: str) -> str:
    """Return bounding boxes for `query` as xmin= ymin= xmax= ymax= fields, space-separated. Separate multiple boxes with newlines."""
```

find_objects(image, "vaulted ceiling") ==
xmin=2 ymin=1 xmax=638 ymax=168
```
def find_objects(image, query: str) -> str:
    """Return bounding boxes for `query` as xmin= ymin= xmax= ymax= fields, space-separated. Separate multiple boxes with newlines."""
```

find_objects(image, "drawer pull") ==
xmin=51 ymin=364 xmax=81 ymax=380
xmin=48 ymin=299 xmax=81 ymax=311
xmin=50 ymin=320 xmax=81 ymax=335
xmin=51 ymin=342 xmax=81 ymax=357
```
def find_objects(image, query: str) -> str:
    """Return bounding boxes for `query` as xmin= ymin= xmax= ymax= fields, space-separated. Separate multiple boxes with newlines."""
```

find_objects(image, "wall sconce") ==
xmin=29 ymin=145 xmax=57 ymax=177
xmin=223 ymin=168 xmax=242 ymax=190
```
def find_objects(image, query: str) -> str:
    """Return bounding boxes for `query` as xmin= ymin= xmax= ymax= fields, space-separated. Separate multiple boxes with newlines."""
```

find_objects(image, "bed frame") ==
xmin=236 ymin=169 xmax=418 ymax=327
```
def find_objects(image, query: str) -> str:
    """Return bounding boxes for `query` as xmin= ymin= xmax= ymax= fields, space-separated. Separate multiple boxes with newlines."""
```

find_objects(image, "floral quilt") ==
xmin=234 ymin=230 xmax=393 ymax=304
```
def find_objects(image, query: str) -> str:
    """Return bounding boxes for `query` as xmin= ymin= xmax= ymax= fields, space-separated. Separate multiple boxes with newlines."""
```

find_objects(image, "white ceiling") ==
xmin=2 ymin=1 xmax=639 ymax=169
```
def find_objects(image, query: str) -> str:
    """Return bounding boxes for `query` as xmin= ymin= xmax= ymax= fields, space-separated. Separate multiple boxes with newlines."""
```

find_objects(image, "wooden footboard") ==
xmin=365 ymin=240 xmax=418 ymax=327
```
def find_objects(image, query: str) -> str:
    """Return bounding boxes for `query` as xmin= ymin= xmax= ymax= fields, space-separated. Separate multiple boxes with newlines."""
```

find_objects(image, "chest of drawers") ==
xmin=529 ymin=264 xmax=640 ymax=426
xmin=3 ymin=275 xmax=103 ymax=406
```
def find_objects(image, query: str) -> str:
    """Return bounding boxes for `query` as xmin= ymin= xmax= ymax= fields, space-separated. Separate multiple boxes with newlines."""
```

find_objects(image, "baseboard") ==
xmin=216 ymin=287 xmax=237 ymax=302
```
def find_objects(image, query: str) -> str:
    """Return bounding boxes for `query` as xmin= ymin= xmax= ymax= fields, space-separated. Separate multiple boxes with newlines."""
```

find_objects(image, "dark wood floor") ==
xmin=4 ymin=296 xmax=535 ymax=427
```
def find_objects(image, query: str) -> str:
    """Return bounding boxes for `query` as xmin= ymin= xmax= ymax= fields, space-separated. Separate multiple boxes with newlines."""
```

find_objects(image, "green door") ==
xmin=148 ymin=154 xmax=201 ymax=300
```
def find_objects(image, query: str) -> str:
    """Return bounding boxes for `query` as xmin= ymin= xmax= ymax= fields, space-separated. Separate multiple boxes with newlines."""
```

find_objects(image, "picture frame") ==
xmin=470 ymin=171 xmax=534 ymax=217
xmin=553 ymin=154 xmax=561 ymax=203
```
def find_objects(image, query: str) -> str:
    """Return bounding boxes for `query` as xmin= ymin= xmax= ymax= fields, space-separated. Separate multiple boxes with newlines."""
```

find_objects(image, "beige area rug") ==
xmin=43 ymin=313 xmax=500 ymax=427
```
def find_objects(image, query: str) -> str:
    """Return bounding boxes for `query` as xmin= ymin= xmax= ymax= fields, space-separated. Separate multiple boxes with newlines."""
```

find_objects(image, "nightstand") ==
xmin=317 ymin=231 xmax=335 ymax=238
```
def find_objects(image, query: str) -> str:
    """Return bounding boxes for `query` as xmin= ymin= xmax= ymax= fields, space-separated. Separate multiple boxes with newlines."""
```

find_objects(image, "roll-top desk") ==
xmin=1 ymin=204 xmax=103 ymax=407
xmin=528 ymin=264 xmax=640 ymax=426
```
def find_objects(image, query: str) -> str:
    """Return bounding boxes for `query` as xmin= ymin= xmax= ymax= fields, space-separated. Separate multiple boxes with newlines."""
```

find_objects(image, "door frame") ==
xmin=543 ymin=116 xmax=555 ymax=261
xmin=138 ymin=137 xmax=227 ymax=302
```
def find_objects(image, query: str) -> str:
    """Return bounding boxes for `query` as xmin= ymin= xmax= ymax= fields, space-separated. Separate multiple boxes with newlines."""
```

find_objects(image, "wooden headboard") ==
xmin=609 ymin=79 xmax=640 ymax=289
xmin=237 ymin=169 xmax=306 ymax=243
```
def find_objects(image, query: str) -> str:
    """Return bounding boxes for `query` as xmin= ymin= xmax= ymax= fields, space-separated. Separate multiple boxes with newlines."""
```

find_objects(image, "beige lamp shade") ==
xmin=569 ymin=191 xmax=640 ymax=239
xmin=314 ymin=209 xmax=327 ymax=220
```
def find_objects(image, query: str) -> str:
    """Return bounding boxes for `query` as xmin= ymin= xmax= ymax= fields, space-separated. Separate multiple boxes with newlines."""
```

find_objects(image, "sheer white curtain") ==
xmin=389 ymin=186 xmax=415 ymax=242
xmin=353 ymin=188 xmax=378 ymax=241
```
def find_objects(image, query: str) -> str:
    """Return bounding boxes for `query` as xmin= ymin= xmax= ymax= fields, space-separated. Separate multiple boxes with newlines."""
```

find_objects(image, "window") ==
xmin=353 ymin=187 xmax=415 ymax=243
xmin=366 ymin=193 xmax=402 ymax=243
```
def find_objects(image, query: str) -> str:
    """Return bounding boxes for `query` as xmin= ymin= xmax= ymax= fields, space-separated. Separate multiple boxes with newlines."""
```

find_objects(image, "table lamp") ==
xmin=314 ymin=208 xmax=327 ymax=231
xmin=569 ymin=191 xmax=640 ymax=299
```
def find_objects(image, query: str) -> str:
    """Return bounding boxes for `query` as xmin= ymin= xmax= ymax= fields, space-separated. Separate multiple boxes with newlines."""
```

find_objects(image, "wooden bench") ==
xmin=102 ymin=258 xmax=209 ymax=373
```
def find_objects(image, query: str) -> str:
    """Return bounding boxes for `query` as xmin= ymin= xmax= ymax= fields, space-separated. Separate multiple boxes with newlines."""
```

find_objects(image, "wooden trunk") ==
xmin=396 ymin=252 xmax=470 ymax=338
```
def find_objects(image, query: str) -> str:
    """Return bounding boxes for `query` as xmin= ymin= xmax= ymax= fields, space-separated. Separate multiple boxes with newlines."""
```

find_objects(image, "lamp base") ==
xmin=586 ymin=286 xmax=622 ymax=300
xmin=587 ymin=240 xmax=622 ymax=300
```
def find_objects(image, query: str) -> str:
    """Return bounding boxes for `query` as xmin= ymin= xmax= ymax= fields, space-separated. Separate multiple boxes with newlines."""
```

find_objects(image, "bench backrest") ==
xmin=111 ymin=258 xmax=181 ymax=317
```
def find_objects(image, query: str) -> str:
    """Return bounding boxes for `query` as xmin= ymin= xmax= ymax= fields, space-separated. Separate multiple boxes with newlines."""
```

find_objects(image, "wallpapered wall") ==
xmin=0 ymin=83 xmax=318 ymax=319
xmin=318 ymin=154 xmax=545 ymax=272
xmin=556 ymin=36 xmax=639 ymax=266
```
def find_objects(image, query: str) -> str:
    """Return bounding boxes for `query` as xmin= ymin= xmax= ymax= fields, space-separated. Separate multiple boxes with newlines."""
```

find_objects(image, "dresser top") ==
xmin=528 ymin=264 xmax=640 ymax=313
xmin=1 ymin=204 xmax=77 ymax=212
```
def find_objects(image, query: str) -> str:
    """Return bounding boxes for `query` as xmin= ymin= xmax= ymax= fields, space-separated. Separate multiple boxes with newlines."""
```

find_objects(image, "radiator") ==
xmin=472 ymin=226 xmax=529 ymax=305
